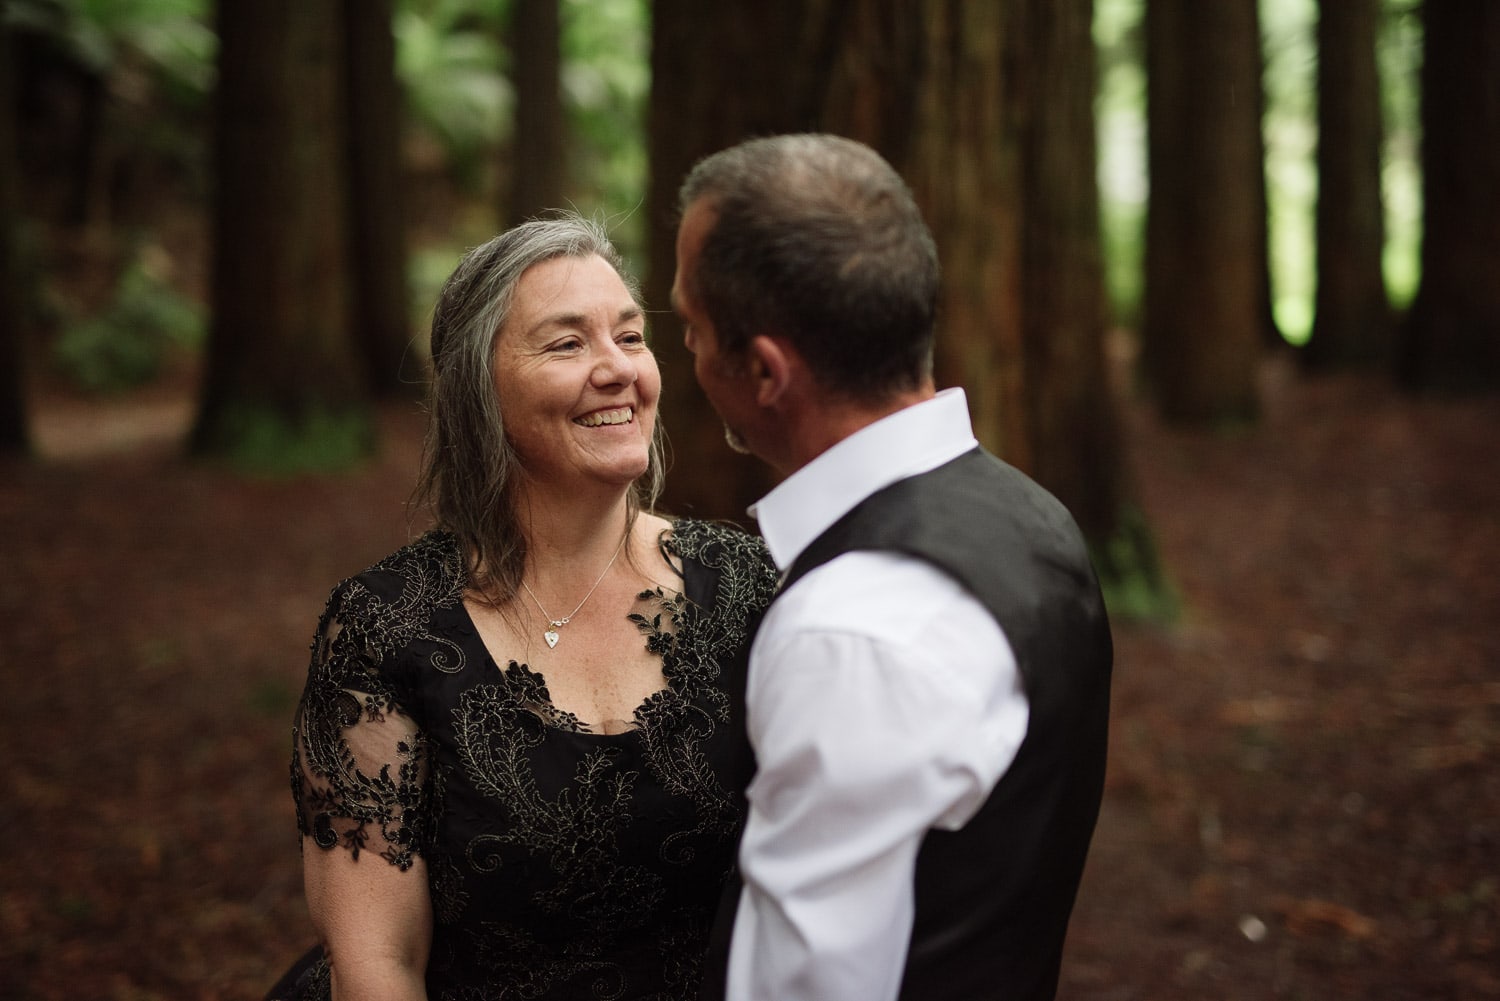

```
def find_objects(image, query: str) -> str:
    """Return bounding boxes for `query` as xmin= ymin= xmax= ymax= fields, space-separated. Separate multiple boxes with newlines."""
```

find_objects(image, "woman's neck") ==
xmin=513 ymin=481 xmax=635 ymax=580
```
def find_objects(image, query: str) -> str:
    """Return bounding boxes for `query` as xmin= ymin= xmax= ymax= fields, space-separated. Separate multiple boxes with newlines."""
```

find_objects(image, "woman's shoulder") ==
xmin=325 ymin=530 xmax=466 ymax=622
xmin=663 ymin=517 xmax=778 ymax=610
xmin=360 ymin=529 xmax=464 ymax=582
xmin=665 ymin=517 xmax=772 ymax=569
xmin=308 ymin=531 xmax=470 ymax=683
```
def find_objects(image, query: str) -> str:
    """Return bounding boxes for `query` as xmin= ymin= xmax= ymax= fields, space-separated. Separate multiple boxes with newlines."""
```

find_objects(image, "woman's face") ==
xmin=492 ymin=253 xmax=660 ymax=492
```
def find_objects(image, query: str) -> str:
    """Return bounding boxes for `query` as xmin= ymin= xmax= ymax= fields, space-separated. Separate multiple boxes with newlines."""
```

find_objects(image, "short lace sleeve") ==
xmin=291 ymin=578 xmax=430 ymax=871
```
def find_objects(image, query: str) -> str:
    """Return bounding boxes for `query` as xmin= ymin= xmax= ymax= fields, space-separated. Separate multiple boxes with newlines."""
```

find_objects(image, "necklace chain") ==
xmin=519 ymin=530 xmax=629 ymax=648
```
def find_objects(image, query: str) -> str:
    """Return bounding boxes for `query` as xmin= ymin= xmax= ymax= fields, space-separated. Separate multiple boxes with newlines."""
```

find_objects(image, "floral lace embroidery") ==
xmin=284 ymin=520 xmax=777 ymax=1001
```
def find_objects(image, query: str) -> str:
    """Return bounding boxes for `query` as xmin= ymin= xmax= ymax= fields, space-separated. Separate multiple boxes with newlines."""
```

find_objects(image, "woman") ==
xmin=269 ymin=215 xmax=777 ymax=1000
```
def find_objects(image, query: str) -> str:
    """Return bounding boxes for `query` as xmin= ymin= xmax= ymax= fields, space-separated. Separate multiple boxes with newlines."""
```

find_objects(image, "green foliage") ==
xmin=8 ymin=0 xmax=216 ymax=104
xmin=52 ymin=248 xmax=204 ymax=393
xmin=1091 ymin=503 xmax=1179 ymax=624
xmin=133 ymin=636 xmax=181 ymax=670
xmin=248 ymin=678 xmax=299 ymax=719
xmin=200 ymin=403 xmax=376 ymax=477
xmin=561 ymin=0 xmax=649 ymax=266
xmin=396 ymin=0 xmax=652 ymax=294
xmin=1262 ymin=0 xmax=1317 ymax=344
xmin=410 ymin=242 xmax=466 ymax=330
xmin=1378 ymin=0 xmax=1422 ymax=309
xmin=1095 ymin=0 xmax=1146 ymax=329
xmin=396 ymin=0 xmax=512 ymax=186
xmin=53 ymin=894 xmax=95 ymax=922
xmin=1260 ymin=0 xmax=1424 ymax=336
xmin=1093 ymin=0 xmax=1424 ymax=342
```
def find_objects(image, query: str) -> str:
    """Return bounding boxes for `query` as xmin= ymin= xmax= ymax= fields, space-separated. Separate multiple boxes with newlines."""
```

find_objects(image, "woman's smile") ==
xmin=574 ymin=406 xmax=635 ymax=428
xmin=491 ymin=253 xmax=661 ymax=490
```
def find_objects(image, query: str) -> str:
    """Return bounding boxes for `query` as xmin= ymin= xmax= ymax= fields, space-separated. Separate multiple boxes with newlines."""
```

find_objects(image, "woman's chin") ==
xmin=574 ymin=454 xmax=651 ymax=491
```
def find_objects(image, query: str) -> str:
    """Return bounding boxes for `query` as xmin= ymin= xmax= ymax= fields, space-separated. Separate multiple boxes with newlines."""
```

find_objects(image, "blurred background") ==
xmin=0 ymin=1 xmax=1495 ymax=998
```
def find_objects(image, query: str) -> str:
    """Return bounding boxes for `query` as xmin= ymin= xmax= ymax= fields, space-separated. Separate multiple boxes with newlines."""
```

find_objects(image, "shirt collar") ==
xmin=749 ymin=387 xmax=979 ymax=570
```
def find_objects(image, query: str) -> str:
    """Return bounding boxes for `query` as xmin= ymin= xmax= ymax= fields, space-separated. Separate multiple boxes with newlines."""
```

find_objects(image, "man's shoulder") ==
xmin=770 ymin=551 xmax=987 ymax=645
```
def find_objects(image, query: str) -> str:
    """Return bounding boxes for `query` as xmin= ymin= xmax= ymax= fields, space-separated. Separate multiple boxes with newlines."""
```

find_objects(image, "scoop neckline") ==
xmin=454 ymin=561 xmax=688 ymax=738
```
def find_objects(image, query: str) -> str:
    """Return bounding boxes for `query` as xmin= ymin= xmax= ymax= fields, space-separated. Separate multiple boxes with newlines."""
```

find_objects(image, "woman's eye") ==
xmin=548 ymin=339 xmax=582 ymax=353
xmin=619 ymin=330 xmax=647 ymax=346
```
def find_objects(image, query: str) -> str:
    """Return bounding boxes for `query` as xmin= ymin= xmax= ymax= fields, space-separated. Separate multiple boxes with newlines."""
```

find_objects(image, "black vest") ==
xmin=704 ymin=447 xmax=1112 ymax=1001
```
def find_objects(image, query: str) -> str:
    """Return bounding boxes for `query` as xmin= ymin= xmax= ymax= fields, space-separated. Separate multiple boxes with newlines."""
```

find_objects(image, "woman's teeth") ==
xmin=575 ymin=407 xmax=634 ymax=427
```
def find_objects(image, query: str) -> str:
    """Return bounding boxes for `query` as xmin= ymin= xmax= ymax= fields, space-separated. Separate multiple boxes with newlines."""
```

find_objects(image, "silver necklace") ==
xmin=519 ymin=531 xmax=629 ymax=648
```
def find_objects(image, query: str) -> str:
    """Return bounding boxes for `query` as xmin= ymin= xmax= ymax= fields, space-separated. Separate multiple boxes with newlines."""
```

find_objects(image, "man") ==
xmin=672 ymin=133 xmax=1113 ymax=1001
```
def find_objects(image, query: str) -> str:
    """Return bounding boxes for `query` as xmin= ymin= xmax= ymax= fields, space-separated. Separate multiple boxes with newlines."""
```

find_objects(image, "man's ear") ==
xmin=746 ymin=335 xmax=795 ymax=407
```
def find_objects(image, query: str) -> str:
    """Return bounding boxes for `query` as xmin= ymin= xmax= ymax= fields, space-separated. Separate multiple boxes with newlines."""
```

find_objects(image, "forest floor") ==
xmin=2 ymin=358 xmax=1497 ymax=1001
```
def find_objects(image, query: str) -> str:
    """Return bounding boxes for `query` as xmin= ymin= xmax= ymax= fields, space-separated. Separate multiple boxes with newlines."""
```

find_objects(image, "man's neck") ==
xmin=773 ymin=382 xmax=935 ymax=478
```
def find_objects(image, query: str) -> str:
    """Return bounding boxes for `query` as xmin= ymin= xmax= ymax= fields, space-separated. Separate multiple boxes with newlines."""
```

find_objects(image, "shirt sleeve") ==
xmin=726 ymin=552 xmax=1029 ymax=1001
xmin=291 ymin=578 xmax=431 ymax=872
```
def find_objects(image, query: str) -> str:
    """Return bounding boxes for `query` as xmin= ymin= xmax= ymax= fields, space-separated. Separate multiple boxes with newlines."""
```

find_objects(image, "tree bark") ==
xmin=344 ymin=0 xmax=419 ymax=399
xmin=1398 ymin=0 xmax=1500 ymax=393
xmin=646 ymin=1 xmax=1165 ymax=617
xmin=1252 ymin=19 xmax=1280 ymax=352
xmin=1305 ymin=0 xmax=1391 ymax=370
xmin=508 ymin=0 xmax=565 ymax=227
xmin=1143 ymin=0 xmax=1269 ymax=424
xmin=895 ymin=1 xmax=1030 ymax=468
xmin=1015 ymin=0 xmax=1128 ymax=548
xmin=193 ymin=0 xmax=372 ymax=470
xmin=0 ymin=0 xmax=30 ymax=454
xmin=645 ymin=0 xmax=814 ymax=522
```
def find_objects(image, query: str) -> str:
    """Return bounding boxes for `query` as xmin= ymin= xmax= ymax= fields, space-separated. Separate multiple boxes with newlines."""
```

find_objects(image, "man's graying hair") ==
xmin=678 ymin=133 xmax=940 ymax=400
xmin=413 ymin=213 xmax=664 ymax=603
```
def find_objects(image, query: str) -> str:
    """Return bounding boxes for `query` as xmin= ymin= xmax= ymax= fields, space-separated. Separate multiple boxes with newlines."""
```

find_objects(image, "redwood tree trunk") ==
xmin=645 ymin=0 xmax=814 ymax=522
xmin=1305 ymin=0 xmax=1391 ymax=370
xmin=193 ymin=0 xmax=371 ymax=469
xmin=1399 ymin=0 xmax=1500 ymax=393
xmin=0 ymin=0 xmax=29 ymax=454
xmin=508 ymin=0 xmax=565 ymax=227
xmin=895 ymin=1 xmax=1029 ymax=468
xmin=821 ymin=0 xmax=1142 ymax=578
xmin=1143 ymin=0 xmax=1269 ymax=424
xmin=646 ymin=1 xmax=1161 ymax=613
xmin=344 ymin=0 xmax=417 ymax=399
xmin=1016 ymin=0 xmax=1128 ymax=547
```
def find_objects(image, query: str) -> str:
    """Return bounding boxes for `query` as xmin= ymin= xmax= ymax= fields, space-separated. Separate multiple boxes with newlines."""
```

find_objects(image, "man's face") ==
xmin=672 ymin=200 xmax=756 ymax=456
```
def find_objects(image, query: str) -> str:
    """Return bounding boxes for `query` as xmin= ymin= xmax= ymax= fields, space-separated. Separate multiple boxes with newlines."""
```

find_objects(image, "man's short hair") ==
xmin=679 ymin=134 xmax=940 ymax=401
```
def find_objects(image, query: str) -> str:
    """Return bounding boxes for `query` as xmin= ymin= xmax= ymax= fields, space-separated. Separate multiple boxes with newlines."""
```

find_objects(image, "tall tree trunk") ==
xmin=0 ymin=0 xmax=30 ymax=455
xmin=1252 ymin=21 xmax=1280 ymax=351
xmin=193 ymin=0 xmax=372 ymax=470
xmin=647 ymin=0 xmax=1167 ymax=620
xmin=1305 ymin=0 xmax=1391 ymax=370
xmin=1399 ymin=0 xmax=1500 ymax=393
xmin=813 ymin=0 xmax=1155 ymax=605
xmin=1143 ymin=0 xmax=1268 ymax=424
xmin=1015 ymin=0 xmax=1129 ymax=552
xmin=872 ymin=2 xmax=1028 ymax=469
xmin=508 ymin=0 xmax=565 ymax=227
xmin=344 ymin=0 xmax=418 ymax=399
xmin=645 ymin=0 xmax=813 ymax=522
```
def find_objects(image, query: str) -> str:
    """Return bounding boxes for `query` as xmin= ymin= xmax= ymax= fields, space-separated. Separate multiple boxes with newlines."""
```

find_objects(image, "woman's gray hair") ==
xmin=413 ymin=212 xmax=665 ymax=603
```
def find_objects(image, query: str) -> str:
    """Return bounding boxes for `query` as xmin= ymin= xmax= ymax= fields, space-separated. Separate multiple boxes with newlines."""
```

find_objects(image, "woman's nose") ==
xmin=591 ymin=338 xmax=638 ymax=387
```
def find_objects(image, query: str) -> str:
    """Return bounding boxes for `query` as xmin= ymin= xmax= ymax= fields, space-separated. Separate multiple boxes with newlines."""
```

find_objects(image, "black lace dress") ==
xmin=269 ymin=520 xmax=776 ymax=1001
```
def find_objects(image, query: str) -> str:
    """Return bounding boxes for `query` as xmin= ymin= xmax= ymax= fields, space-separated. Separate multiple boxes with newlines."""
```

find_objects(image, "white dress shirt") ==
xmin=726 ymin=388 xmax=1031 ymax=1001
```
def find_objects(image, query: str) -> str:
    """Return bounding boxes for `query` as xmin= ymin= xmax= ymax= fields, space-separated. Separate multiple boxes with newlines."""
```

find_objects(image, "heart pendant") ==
xmin=544 ymin=630 xmax=560 ymax=648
